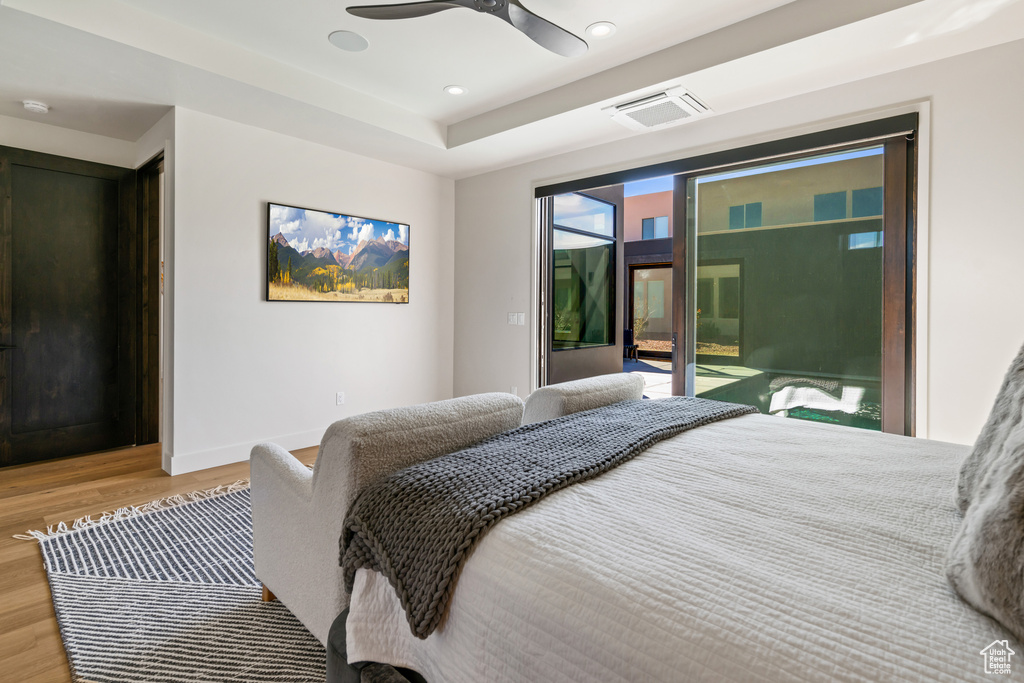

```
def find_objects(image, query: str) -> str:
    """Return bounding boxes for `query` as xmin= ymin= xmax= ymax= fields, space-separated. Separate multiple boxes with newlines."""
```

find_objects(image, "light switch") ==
xmin=516 ymin=312 xmax=525 ymax=326
xmin=507 ymin=312 xmax=516 ymax=325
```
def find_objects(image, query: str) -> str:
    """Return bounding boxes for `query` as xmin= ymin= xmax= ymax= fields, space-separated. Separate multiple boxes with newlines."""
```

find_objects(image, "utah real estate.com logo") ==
xmin=981 ymin=640 xmax=1015 ymax=675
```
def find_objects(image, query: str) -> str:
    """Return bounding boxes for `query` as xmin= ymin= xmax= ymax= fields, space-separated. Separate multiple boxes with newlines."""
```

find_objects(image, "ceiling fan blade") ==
xmin=505 ymin=0 xmax=587 ymax=57
xmin=346 ymin=1 xmax=468 ymax=20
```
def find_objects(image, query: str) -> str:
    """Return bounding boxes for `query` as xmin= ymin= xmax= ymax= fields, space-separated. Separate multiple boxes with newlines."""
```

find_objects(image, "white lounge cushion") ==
xmin=251 ymin=391 xmax=524 ymax=645
xmin=313 ymin=392 xmax=527 ymax=506
xmin=522 ymin=373 xmax=645 ymax=424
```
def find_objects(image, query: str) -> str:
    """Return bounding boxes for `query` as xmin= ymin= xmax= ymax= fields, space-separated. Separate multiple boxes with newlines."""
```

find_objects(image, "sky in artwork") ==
xmin=269 ymin=203 xmax=409 ymax=255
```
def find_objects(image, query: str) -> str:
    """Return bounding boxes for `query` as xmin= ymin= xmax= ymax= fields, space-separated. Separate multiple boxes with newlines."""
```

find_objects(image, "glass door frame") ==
xmin=540 ymin=188 xmax=625 ymax=386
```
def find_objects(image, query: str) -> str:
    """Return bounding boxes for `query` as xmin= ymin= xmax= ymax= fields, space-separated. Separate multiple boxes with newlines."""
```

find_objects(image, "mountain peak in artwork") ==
xmin=385 ymin=239 xmax=408 ymax=253
xmin=333 ymin=249 xmax=352 ymax=268
xmin=310 ymin=247 xmax=337 ymax=264
xmin=271 ymin=233 xmax=290 ymax=248
xmin=348 ymin=237 xmax=402 ymax=273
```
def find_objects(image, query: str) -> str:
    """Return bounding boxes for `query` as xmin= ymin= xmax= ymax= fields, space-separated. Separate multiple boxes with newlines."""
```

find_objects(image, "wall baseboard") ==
xmin=164 ymin=428 xmax=324 ymax=476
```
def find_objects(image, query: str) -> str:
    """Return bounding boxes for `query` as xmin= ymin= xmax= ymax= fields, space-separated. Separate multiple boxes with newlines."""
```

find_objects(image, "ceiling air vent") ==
xmin=605 ymin=89 xmax=710 ymax=132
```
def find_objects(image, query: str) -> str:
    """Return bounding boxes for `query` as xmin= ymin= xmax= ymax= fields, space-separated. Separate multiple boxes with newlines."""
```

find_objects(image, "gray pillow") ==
xmin=947 ymin=341 xmax=1024 ymax=641
xmin=947 ymin=422 xmax=1024 ymax=642
xmin=956 ymin=342 xmax=1024 ymax=512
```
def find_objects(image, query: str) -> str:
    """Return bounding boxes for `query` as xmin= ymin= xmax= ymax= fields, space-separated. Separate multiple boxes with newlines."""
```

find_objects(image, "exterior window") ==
xmin=641 ymin=216 xmax=669 ymax=239
xmin=552 ymin=193 xmax=615 ymax=349
xmin=852 ymin=187 xmax=883 ymax=217
xmin=729 ymin=202 xmax=762 ymax=229
xmin=814 ymin=191 xmax=847 ymax=221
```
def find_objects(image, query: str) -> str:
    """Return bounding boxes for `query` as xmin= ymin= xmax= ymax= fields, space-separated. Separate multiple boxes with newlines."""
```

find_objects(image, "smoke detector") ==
xmin=22 ymin=100 xmax=50 ymax=114
xmin=605 ymin=88 xmax=710 ymax=131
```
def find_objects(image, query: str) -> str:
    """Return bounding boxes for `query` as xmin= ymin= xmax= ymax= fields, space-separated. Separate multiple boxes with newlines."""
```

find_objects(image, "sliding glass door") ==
xmin=675 ymin=137 xmax=911 ymax=433
xmin=536 ymin=115 xmax=915 ymax=434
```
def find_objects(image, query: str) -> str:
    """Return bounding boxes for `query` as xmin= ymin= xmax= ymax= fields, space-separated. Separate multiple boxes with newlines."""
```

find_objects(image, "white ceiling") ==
xmin=113 ymin=0 xmax=796 ymax=124
xmin=2 ymin=0 xmax=1023 ymax=178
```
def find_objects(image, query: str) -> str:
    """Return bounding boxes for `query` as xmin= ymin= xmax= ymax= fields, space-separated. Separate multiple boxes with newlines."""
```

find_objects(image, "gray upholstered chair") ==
xmin=250 ymin=393 xmax=525 ymax=645
xmin=522 ymin=373 xmax=645 ymax=424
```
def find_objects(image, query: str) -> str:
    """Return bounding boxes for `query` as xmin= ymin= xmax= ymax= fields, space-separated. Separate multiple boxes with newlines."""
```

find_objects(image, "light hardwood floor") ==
xmin=0 ymin=443 xmax=319 ymax=682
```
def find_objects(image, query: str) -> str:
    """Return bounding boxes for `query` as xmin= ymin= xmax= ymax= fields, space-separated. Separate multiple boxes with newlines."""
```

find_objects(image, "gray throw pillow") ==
xmin=947 ymin=422 xmax=1024 ymax=642
xmin=956 ymin=342 xmax=1024 ymax=512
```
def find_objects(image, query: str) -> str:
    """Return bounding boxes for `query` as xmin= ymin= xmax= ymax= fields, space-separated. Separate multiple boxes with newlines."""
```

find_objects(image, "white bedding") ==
xmin=346 ymin=413 xmax=1017 ymax=682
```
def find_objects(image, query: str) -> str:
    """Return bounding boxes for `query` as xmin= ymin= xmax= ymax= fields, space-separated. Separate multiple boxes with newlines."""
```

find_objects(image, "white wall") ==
xmin=0 ymin=114 xmax=136 ymax=167
xmin=453 ymin=38 xmax=1024 ymax=446
xmin=168 ymin=108 xmax=454 ymax=474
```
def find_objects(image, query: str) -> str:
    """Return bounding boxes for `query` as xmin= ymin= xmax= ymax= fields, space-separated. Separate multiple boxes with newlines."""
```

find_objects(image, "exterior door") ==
xmin=0 ymin=147 xmax=137 ymax=466
xmin=543 ymin=186 xmax=624 ymax=385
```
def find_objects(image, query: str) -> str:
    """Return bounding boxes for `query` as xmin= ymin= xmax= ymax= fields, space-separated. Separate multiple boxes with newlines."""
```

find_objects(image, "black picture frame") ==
xmin=266 ymin=202 xmax=409 ymax=303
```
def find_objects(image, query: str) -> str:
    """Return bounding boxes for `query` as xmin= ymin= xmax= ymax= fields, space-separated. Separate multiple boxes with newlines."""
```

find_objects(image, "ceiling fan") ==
xmin=346 ymin=0 xmax=588 ymax=57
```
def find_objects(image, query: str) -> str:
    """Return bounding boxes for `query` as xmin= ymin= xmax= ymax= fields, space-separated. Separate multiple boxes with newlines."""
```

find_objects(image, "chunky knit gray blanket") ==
xmin=340 ymin=396 xmax=757 ymax=639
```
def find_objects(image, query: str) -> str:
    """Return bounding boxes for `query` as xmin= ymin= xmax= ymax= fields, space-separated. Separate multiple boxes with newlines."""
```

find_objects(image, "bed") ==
xmin=341 ymin=409 xmax=1017 ymax=682
xmin=254 ymin=361 xmax=1024 ymax=682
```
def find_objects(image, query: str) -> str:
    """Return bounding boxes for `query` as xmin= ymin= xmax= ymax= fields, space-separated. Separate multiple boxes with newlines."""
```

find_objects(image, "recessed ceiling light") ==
xmin=586 ymin=21 xmax=616 ymax=39
xmin=444 ymin=85 xmax=468 ymax=96
xmin=22 ymin=100 xmax=49 ymax=114
xmin=328 ymin=30 xmax=369 ymax=52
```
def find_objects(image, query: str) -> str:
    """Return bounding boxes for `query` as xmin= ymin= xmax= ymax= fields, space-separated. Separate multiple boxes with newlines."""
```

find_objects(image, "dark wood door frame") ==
xmin=136 ymin=154 xmax=162 ymax=445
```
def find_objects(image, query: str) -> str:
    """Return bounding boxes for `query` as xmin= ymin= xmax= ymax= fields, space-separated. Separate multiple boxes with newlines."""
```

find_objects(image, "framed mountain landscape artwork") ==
xmin=267 ymin=202 xmax=409 ymax=303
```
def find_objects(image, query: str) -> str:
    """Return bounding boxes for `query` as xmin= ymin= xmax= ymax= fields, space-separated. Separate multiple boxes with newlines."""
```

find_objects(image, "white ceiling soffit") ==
xmin=2 ymin=0 xmax=1024 ymax=178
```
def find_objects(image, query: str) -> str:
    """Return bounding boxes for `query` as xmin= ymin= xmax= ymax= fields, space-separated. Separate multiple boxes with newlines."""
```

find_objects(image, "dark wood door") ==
xmin=0 ymin=147 xmax=136 ymax=466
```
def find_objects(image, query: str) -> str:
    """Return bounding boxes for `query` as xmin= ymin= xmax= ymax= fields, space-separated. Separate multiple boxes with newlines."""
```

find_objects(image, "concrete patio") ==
xmin=623 ymin=358 xmax=765 ymax=401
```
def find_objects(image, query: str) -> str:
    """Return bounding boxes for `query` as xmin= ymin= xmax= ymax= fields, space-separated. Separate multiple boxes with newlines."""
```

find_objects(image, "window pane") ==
xmin=655 ymin=216 xmax=669 ymax=238
xmin=691 ymin=145 xmax=884 ymax=431
xmin=852 ymin=186 xmax=883 ymax=217
xmin=729 ymin=205 xmax=744 ymax=230
xmin=696 ymin=264 xmax=739 ymax=357
xmin=554 ymin=193 xmax=615 ymax=238
xmin=553 ymin=229 xmax=613 ymax=349
xmin=814 ymin=191 xmax=847 ymax=221
xmin=642 ymin=217 xmax=655 ymax=240
xmin=696 ymin=278 xmax=715 ymax=318
xmin=744 ymin=202 xmax=761 ymax=228
xmin=632 ymin=266 xmax=672 ymax=354
xmin=719 ymin=277 xmax=740 ymax=318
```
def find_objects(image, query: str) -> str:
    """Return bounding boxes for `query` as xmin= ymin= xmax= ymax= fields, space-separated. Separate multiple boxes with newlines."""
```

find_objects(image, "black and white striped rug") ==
xmin=25 ymin=486 xmax=326 ymax=682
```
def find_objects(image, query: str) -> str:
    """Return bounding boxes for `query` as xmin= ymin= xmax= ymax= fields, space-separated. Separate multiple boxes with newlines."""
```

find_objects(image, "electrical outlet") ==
xmin=507 ymin=312 xmax=516 ymax=325
xmin=510 ymin=386 xmax=518 ymax=396
xmin=336 ymin=392 xmax=345 ymax=406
